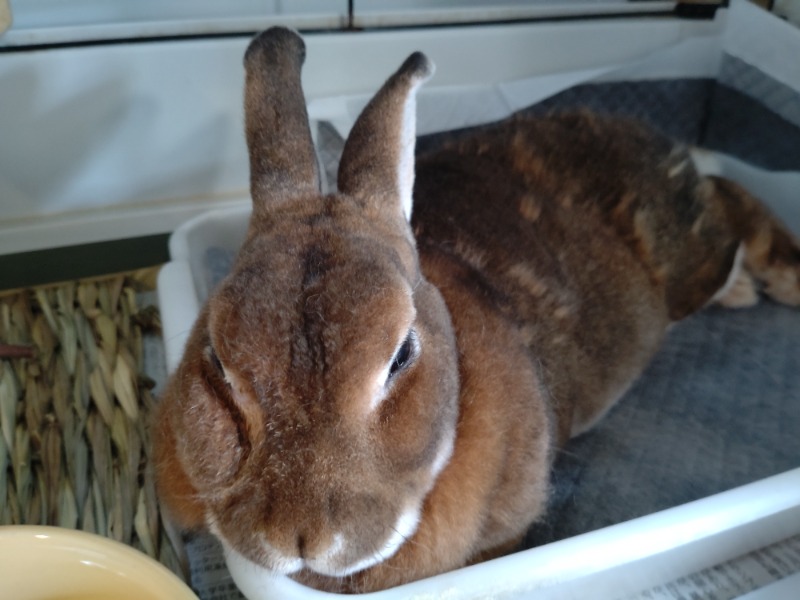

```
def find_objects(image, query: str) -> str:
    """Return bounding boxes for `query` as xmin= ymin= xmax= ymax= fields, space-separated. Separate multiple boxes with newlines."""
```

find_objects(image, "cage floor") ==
xmin=525 ymin=299 xmax=800 ymax=547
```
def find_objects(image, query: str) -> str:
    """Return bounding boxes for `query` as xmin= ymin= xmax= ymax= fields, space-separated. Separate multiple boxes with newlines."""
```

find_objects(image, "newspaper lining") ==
xmin=624 ymin=534 xmax=800 ymax=600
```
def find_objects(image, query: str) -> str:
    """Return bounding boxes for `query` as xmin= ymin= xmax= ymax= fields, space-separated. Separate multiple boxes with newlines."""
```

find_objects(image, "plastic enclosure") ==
xmin=155 ymin=2 xmax=800 ymax=598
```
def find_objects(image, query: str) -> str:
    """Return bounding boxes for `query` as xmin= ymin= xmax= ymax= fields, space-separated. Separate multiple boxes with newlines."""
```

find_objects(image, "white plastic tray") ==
xmin=159 ymin=195 xmax=800 ymax=598
xmin=157 ymin=156 xmax=800 ymax=600
xmin=156 ymin=3 xmax=800 ymax=597
xmin=226 ymin=468 xmax=800 ymax=599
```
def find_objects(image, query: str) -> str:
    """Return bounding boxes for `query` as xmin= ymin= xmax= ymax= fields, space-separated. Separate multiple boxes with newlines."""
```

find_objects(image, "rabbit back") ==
xmin=412 ymin=111 xmax=741 ymax=440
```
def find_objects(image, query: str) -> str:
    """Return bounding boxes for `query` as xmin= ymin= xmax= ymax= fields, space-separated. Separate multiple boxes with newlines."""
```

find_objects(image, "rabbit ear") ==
xmin=337 ymin=52 xmax=434 ymax=222
xmin=243 ymin=28 xmax=319 ymax=210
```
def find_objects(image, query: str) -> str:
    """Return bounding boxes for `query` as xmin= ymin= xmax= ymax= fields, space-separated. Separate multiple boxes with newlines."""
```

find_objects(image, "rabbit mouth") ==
xmin=213 ymin=523 xmax=305 ymax=576
xmin=218 ymin=506 xmax=421 ymax=579
xmin=306 ymin=507 xmax=421 ymax=577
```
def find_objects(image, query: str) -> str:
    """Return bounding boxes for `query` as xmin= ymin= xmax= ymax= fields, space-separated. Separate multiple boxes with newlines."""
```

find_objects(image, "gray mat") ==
xmin=416 ymin=80 xmax=800 ymax=172
xmin=525 ymin=300 xmax=800 ymax=547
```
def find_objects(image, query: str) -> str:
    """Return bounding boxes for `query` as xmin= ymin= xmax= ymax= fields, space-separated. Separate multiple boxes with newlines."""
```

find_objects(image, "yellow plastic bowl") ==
xmin=0 ymin=525 xmax=198 ymax=600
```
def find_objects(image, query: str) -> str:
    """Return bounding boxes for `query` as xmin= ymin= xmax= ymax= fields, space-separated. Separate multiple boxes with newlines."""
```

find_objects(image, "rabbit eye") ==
xmin=205 ymin=346 xmax=227 ymax=379
xmin=388 ymin=330 xmax=418 ymax=380
xmin=209 ymin=348 xmax=223 ymax=370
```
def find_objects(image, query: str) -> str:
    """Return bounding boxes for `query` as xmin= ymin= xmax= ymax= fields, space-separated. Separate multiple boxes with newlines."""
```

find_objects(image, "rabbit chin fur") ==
xmin=152 ymin=27 xmax=800 ymax=594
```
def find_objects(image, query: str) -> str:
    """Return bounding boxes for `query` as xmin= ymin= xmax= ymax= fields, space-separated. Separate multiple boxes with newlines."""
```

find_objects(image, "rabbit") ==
xmin=151 ymin=27 xmax=800 ymax=594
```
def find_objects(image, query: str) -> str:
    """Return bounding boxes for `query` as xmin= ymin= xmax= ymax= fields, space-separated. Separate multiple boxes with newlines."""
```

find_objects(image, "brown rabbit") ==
xmin=152 ymin=27 xmax=800 ymax=594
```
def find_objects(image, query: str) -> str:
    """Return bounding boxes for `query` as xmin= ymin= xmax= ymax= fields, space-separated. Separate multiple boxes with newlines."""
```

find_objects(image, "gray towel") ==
xmin=525 ymin=300 xmax=800 ymax=547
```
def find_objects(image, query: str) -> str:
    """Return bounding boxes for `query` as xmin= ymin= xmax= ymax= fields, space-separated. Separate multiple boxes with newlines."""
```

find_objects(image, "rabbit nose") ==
xmin=293 ymin=527 xmax=335 ymax=560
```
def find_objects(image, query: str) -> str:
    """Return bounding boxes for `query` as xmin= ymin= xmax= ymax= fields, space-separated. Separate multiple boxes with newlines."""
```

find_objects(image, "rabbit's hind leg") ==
xmin=710 ymin=176 xmax=800 ymax=307
xmin=711 ymin=243 xmax=760 ymax=308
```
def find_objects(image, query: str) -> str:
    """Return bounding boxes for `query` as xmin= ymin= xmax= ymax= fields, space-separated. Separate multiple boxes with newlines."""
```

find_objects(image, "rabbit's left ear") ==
xmin=243 ymin=28 xmax=320 ymax=213
xmin=337 ymin=52 xmax=434 ymax=222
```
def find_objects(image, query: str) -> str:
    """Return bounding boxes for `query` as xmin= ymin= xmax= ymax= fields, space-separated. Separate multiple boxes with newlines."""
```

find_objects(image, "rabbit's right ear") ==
xmin=337 ymin=52 xmax=434 ymax=223
xmin=243 ymin=28 xmax=319 ymax=212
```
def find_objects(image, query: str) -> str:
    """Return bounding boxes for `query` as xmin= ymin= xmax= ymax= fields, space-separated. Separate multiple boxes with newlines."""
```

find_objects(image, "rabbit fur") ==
xmin=152 ymin=27 xmax=800 ymax=593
